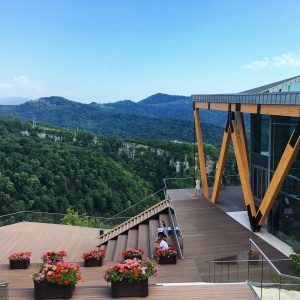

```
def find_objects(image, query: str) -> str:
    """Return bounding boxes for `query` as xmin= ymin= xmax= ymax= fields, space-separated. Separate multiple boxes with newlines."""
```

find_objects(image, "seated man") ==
xmin=152 ymin=234 xmax=169 ymax=258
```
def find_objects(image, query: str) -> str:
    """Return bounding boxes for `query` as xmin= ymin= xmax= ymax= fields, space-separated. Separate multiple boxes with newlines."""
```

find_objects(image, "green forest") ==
xmin=0 ymin=116 xmax=237 ymax=226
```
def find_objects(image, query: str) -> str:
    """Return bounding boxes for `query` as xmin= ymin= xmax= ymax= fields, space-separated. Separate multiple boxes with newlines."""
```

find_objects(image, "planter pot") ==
xmin=9 ymin=259 xmax=30 ymax=269
xmin=34 ymin=281 xmax=75 ymax=300
xmin=111 ymin=278 xmax=148 ymax=298
xmin=124 ymin=255 xmax=142 ymax=260
xmin=84 ymin=258 xmax=103 ymax=267
xmin=158 ymin=255 xmax=177 ymax=265
xmin=249 ymin=252 xmax=260 ymax=265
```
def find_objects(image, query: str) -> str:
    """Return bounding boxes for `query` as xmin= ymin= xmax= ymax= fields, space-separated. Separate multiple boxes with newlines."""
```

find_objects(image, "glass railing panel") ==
xmin=0 ymin=282 xmax=9 ymax=300
xmin=204 ymin=239 xmax=300 ymax=299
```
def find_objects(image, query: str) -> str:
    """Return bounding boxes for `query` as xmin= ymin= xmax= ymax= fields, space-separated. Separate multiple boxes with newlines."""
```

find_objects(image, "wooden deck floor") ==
xmin=0 ymin=186 xmax=287 ymax=299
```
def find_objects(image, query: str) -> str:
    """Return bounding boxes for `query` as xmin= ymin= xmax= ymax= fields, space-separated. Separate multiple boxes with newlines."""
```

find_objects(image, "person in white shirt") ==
xmin=193 ymin=177 xmax=201 ymax=196
xmin=159 ymin=237 xmax=169 ymax=250
xmin=152 ymin=235 xmax=169 ymax=258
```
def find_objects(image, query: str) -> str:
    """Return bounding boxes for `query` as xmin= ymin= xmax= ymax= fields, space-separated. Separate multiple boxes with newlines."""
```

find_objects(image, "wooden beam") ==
xmin=255 ymin=126 xmax=300 ymax=228
xmin=236 ymin=112 xmax=249 ymax=178
xmin=230 ymin=119 xmax=256 ymax=217
xmin=211 ymin=123 xmax=230 ymax=204
xmin=194 ymin=108 xmax=209 ymax=197
xmin=193 ymin=102 xmax=300 ymax=117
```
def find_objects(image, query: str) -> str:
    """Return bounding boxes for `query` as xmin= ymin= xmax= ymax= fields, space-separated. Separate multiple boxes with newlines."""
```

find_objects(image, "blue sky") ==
xmin=1 ymin=0 xmax=300 ymax=104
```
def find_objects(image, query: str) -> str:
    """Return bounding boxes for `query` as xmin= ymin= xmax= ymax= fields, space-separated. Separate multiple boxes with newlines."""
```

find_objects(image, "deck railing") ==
xmin=0 ymin=211 xmax=107 ymax=228
xmin=163 ymin=174 xmax=240 ymax=190
xmin=98 ymin=188 xmax=165 ymax=228
xmin=204 ymin=238 xmax=300 ymax=299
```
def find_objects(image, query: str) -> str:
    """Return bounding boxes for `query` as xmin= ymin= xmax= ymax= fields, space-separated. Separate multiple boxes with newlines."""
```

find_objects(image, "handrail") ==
xmin=0 ymin=211 xmax=107 ymax=228
xmin=249 ymin=238 xmax=298 ymax=281
xmin=205 ymin=238 xmax=300 ymax=299
xmin=99 ymin=187 xmax=165 ymax=226
xmin=168 ymin=205 xmax=184 ymax=259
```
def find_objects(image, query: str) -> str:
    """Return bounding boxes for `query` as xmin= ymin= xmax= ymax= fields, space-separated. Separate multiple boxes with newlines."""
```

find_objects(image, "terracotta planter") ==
xmin=158 ymin=255 xmax=177 ymax=265
xmin=84 ymin=258 xmax=103 ymax=267
xmin=34 ymin=281 xmax=75 ymax=300
xmin=9 ymin=259 xmax=30 ymax=269
xmin=111 ymin=278 xmax=148 ymax=298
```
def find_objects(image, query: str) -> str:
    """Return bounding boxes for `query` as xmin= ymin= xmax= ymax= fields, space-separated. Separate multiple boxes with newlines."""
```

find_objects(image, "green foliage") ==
xmin=289 ymin=236 xmax=300 ymax=276
xmin=60 ymin=208 xmax=91 ymax=227
xmin=0 ymin=116 xmax=154 ymax=218
xmin=0 ymin=115 xmax=237 ymax=224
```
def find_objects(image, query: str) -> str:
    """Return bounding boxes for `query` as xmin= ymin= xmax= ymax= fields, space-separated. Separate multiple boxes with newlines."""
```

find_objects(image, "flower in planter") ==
xmin=249 ymin=249 xmax=261 ymax=257
xmin=156 ymin=245 xmax=178 ymax=258
xmin=31 ymin=261 xmax=82 ymax=285
xmin=41 ymin=250 xmax=67 ymax=264
xmin=121 ymin=248 xmax=144 ymax=259
xmin=81 ymin=249 xmax=106 ymax=261
xmin=8 ymin=251 xmax=32 ymax=261
xmin=102 ymin=257 xmax=158 ymax=283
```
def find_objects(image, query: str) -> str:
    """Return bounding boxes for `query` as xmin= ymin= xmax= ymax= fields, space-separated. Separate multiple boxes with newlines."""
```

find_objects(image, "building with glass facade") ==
xmin=192 ymin=75 xmax=300 ymax=246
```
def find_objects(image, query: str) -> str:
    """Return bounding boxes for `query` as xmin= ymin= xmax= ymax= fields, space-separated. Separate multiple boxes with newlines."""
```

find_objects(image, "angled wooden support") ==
xmin=194 ymin=108 xmax=209 ymax=197
xmin=253 ymin=120 xmax=300 ymax=231
xmin=230 ymin=116 xmax=256 ymax=225
xmin=211 ymin=119 xmax=231 ymax=203
xmin=236 ymin=112 xmax=249 ymax=177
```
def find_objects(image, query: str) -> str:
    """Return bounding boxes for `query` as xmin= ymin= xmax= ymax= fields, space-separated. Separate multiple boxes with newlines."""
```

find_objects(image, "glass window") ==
xmin=251 ymin=114 xmax=269 ymax=155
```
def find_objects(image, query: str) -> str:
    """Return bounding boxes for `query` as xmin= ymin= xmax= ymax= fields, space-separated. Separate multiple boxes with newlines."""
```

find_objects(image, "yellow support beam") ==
xmin=230 ymin=119 xmax=256 ymax=217
xmin=194 ymin=108 xmax=209 ymax=197
xmin=194 ymin=101 xmax=300 ymax=117
xmin=211 ymin=121 xmax=231 ymax=204
xmin=255 ymin=128 xmax=300 ymax=228
xmin=236 ymin=112 xmax=249 ymax=180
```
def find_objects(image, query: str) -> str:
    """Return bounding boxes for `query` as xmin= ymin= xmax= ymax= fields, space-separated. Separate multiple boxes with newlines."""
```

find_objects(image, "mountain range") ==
xmin=0 ymin=93 xmax=241 ymax=143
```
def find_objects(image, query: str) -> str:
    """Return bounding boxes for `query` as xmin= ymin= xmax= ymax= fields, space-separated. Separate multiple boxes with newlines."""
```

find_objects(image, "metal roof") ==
xmin=240 ymin=75 xmax=300 ymax=93
xmin=192 ymin=75 xmax=300 ymax=105
xmin=192 ymin=92 xmax=300 ymax=104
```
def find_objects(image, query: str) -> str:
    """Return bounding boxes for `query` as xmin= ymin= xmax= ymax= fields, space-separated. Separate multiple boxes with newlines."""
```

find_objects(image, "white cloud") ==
xmin=245 ymin=51 xmax=300 ymax=69
xmin=0 ymin=82 xmax=13 ymax=89
xmin=0 ymin=75 xmax=44 ymax=97
xmin=14 ymin=75 xmax=31 ymax=85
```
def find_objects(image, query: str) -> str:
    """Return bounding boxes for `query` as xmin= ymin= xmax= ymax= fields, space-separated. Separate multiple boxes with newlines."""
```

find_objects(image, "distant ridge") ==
xmin=0 ymin=94 xmax=243 ymax=143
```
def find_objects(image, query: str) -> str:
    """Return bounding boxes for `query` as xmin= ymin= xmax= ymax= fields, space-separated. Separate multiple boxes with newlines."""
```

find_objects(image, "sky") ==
xmin=0 ymin=0 xmax=300 ymax=104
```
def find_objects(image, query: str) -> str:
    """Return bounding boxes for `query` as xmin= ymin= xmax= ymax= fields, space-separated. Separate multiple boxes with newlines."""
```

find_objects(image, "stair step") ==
xmin=113 ymin=235 xmax=128 ymax=262
xmin=126 ymin=229 xmax=138 ymax=249
xmin=105 ymin=240 xmax=117 ymax=261
xmin=138 ymin=224 xmax=150 ymax=259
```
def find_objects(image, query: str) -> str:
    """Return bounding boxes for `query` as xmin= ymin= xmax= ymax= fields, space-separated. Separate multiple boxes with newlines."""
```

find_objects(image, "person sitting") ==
xmin=152 ymin=234 xmax=169 ymax=258
xmin=157 ymin=226 xmax=168 ymax=238
xmin=162 ymin=220 xmax=169 ymax=237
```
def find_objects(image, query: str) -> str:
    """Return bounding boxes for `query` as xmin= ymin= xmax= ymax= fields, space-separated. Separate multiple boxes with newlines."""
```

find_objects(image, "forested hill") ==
xmin=0 ymin=96 xmax=225 ymax=144
xmin=0 ymin=117 xmax=155 ymax=217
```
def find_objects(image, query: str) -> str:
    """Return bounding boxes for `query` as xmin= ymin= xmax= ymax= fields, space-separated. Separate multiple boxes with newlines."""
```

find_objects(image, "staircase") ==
xmin=97 ymin=199 xmax=177 ymax=261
